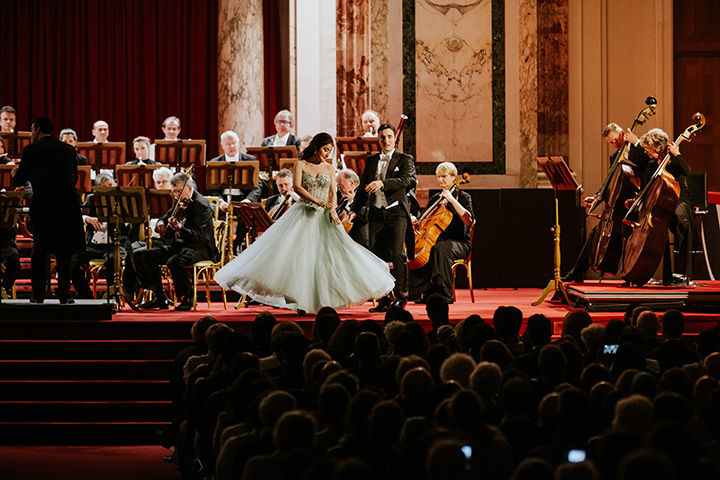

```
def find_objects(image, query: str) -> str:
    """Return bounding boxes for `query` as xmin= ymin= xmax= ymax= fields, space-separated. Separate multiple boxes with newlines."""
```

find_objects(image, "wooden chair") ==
xmin=451 ymin=220 xmax=475 ymax=303
xmin=190 ymin=200 xmax=230 ymax=310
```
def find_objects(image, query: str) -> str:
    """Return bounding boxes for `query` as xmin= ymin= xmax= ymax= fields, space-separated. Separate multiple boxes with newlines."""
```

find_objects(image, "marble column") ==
xmin=370 ymin=0 xmax=390 ymax=123
xmin=218 ymin=0 xmax=264 ymax=152
xmin=337 ymin=0 xmax=371 ymax=137
xmin=518 ymin=0 xmax=539 ymax=188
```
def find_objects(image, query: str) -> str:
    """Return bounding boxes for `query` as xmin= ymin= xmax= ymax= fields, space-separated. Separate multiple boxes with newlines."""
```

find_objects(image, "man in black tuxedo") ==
xmin=135 ymin=172 xmax=218 ymax=311
xmin=12 ymin=117 xmax=86 ymax=303
xmin=351 ymin=123 xmax=416 ymax=311
xmin=261 ymin=110 xmax=302 ymax=155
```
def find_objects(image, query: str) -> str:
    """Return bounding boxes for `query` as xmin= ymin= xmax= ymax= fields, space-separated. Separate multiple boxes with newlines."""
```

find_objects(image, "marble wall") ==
xmin=336 ymin=0 xmax=371 ymax=136
xmin=217 ymin=0 xmax=265 ymax=152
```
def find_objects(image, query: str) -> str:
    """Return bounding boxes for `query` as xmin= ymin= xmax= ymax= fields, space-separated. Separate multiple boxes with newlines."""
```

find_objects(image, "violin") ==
xmin=409 ymin=173 xmax=470 ymax=270
xmin=270 ymin=195 xmax=291 ymax=221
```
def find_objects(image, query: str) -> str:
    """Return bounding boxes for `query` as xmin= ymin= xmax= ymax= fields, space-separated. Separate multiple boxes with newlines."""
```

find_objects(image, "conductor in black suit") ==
xmin=12 ymin=117 xmax=86 ymax=303
xmin=351 ymin=123 xmax=416 ymax=311
xmin=135 ymin=172 xmax=218 ymax=311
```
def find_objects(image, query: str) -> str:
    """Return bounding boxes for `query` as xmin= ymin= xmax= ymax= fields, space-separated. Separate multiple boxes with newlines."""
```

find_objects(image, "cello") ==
xmin=408 ymin=173 xmax=469 ymax=270
xmin=590 ymin=98 xmax=657 ymax=274
xmin=619 ymin=113 xmax=705 ymax=285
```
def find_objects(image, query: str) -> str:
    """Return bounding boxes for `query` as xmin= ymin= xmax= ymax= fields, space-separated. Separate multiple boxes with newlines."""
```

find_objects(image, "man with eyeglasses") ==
xmin=261 ymin=110 xmax=302 ymax=155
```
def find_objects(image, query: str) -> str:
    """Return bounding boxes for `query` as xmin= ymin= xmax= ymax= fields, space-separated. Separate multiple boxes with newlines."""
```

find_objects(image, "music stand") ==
xmin=233 ymin=202 xmax=273 ymax=244
xmin=336 ymin=137 xmax=380 ymax=156
xmin=0 ymin=131 xmax=31 ymax=159
xmin=533 ymin=156 xmax=580 ymax=306
xmin=0 ymin=165 xmax=16 ymax=189
xmin=205 ymin=160 xmax=259 ymax=195
xmin=153 ymin=140 xmax=206 ymax=170
xmin=76 ymin=165 xmax=93 ymax=195
xmin=115 ymin=164 xmax=163 ymax=188
xmin=92 ymin=186 xmax=148 ymax=312
xmin=76 ymin=142 xmax=127 ymax=174
xmin=246 ymin=146 xmax=297 ymax=196
xmin=341 ymin=151 xmax=369 ymax=175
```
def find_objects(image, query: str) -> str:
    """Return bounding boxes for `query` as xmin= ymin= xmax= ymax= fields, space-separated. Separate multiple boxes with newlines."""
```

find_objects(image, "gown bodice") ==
xmin=301 ymin=173 xmax=331 ymax=204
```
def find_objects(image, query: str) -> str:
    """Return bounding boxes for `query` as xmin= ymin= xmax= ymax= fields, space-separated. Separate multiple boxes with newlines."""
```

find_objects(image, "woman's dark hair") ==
xmin=300 ymin=132 xmax=334 ymax=160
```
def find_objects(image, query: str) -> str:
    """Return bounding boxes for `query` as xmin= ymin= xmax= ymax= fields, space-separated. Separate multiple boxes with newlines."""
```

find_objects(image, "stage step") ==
xmin=0 ymin=360 xmax=173 ymax=380
xmin=0 ymin=422 xmax=169 ymax=446
xmin=0 ymin=315 xmax=191 ymax=446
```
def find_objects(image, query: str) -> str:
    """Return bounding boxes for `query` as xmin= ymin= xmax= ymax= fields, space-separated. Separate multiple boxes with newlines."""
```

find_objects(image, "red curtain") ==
xmin=263 ymin=0 xmax=282 ymax=138
xmin=0 ymin=0 xmax=219 ymax=157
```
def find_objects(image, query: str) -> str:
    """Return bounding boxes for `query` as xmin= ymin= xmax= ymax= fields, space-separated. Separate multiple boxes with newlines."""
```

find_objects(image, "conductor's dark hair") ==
xmin=32 ymin=117 xmax=54 ymax=135
xmin=300 ymin=132 xmax=334 ymax=161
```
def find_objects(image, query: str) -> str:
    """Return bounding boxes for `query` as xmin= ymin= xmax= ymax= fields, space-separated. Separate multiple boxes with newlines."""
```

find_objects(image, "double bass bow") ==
xmin=408 ymin=173 xmax=470 ymax=270
xmin=590 ymin=98 xmax=657 ymax=274
xmin=619 ymin=113 xmax=706 ymax=285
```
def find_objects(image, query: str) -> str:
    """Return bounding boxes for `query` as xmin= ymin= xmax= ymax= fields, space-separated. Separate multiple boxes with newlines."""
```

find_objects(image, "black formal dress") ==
xmin=351 ymin=149 xmax=416 ymax=302
xmin=409 ymin=189 xmax=473 ymax=302
xmin=135 ymin=189 xmax=218 ymax=301
xmin=13 ymin=134 xmax=85 ymax=301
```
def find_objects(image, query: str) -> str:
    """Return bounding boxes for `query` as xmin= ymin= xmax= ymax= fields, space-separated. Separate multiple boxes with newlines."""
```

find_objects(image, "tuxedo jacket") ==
xmin=13 ymin=135 xmax=85 ymax=254
xmin=160 ymin=189 xmax=219 ymax=261
xmin=206 ymin=153 xmax=267 ymax=202
xmin=351 ymin=149 xmax=417 ymax=256
xmin=261 ymin=134 xmax=302 ymax=155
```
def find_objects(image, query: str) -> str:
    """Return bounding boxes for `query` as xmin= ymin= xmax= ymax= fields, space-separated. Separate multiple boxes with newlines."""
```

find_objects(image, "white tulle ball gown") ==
xmin=214 ymin=173 xmax=394 ymax=314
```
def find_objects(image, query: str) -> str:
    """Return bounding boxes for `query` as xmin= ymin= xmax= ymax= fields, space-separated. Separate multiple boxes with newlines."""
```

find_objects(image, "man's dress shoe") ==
xmin=369 ymin=298 xmax=390 ymax=313
xmin=59 ymin=297 xmax=75 ymax=304
xmin=175 ymin=297 xmax=193 ymax=311
xmin=390 ymin=299 xmax=406 ymax=310
xmin=29 ymin=297 xmax=44 ymax=304
xmin=139 ymin=296 xmax=169 ymax=309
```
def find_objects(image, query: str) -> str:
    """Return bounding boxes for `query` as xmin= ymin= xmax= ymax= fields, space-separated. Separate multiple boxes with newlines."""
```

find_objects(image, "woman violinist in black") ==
xmin=409 ymin=162 xmax=473 ymax=303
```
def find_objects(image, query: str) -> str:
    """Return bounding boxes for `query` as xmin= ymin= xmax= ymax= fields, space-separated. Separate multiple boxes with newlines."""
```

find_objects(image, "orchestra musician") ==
xmin=562 ymin=123 xmax=644 ymax=283
xmin=336 ymin=168 xmax=368 ymax=247
xmin=126 ymin=136 xmax=158 ymax=165
xmin=0 ymin=139 xmax=11 ymax=164
xmin=91 ymin=120 xmax=110 ymax=143
xmin=409 ymin=162 xmax=474 ymax=304
xmin=630 ymin=128 xmax=695 ymax=285
xmin=0 ymin=106 xmax=17 ymax=133
xmin=350 ymin=122 xmax=416 ymax=312
xmin=265 ymin=168 xmax=300 ymax=219
xmin=12 ymin=116 xmax=86 ymax=304
xmin=59 ymin=128 xmax=89 ymax=166
xmin=150 ymin=116 xmax=182 ymax=161
xmin=360 ymin=109 xmax=380 ymax=137
xmin=261 ymin=110 xmax=302 ymax=155
xmin=208 ymin=130 xmax=266 ymax=202
xmin=135 ymin=171 xmax=218 ymax=311
xmin=70 ymin=173 xmax=125 ymax=299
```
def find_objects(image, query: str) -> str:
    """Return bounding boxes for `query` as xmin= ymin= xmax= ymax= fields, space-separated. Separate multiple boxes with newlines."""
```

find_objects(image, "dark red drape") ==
xmin=0 ymin=0 xmax=218 ymax=157
xmin=263 ymin=0 xmax=282 ymax=138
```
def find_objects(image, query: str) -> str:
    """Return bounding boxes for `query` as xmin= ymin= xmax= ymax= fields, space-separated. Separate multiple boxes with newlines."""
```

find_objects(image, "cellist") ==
xmin=409 ymin=162 xmax=473 ymax=304
xmin=629 ymin=128 xmax=695 ymax=285
xmin=562 ymin=123 xmax=645 ymax=282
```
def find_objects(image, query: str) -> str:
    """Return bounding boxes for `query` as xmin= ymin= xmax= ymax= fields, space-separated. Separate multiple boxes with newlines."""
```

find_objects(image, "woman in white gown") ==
xmin=214 ymin=133 xmax=395 ymax=314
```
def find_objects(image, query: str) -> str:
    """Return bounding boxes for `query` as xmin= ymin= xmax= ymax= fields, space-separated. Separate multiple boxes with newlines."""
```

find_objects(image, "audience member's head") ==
xmin=425 ymin=293 xmax=450 ymax=329
xmin=273 ymin=410 xmax=317 ymax=452
xmin=492 ymin=305 xmax=523 ymax=342
xmin=612 ymin=394 xmax=653 ymax=433
xmin=561 ymin=311 xmax=592 ymax=350
xmin=661 ymin=310 xmax=685 ymax=339
xmin=439 ymin=352 xmax=476 ymax=388
xmin=637 ymin=310 xmax=660 ymax=338
xmin=524 ymin=314 xmax=553 ymax=348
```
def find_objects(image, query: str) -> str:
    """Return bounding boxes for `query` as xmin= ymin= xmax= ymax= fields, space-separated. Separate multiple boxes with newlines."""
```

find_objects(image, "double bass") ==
xmin=590 ymin=98 xmax=657 ymax=274
xmin=619 ymin=113 xmax=706 ymax=285
xmin=408 ymin=173 xmax=469 ymax=270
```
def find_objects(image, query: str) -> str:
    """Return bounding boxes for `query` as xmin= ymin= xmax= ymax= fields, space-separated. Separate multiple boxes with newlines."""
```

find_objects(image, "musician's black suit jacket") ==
xmin=160 ymin=189 xmax=219 ymax=262
xmin=206 ymin=153 xmax=267 ymax=202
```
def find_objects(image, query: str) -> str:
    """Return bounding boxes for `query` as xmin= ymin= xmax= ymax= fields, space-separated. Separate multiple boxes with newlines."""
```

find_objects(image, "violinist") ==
xmin=409 ymin=162 xmax=473 ymax=304
xmin=265 ymin=168 xmax=299 ymax=219
xmin=135 ymin=171 xmax=218 ymax=311
xmin=630 ymin=128 xmax=694 ymax=285
xmin=336 ymin=168 xmax=368 ymax=247
xmin=562 ymin=123 xmax=644 ymax=283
